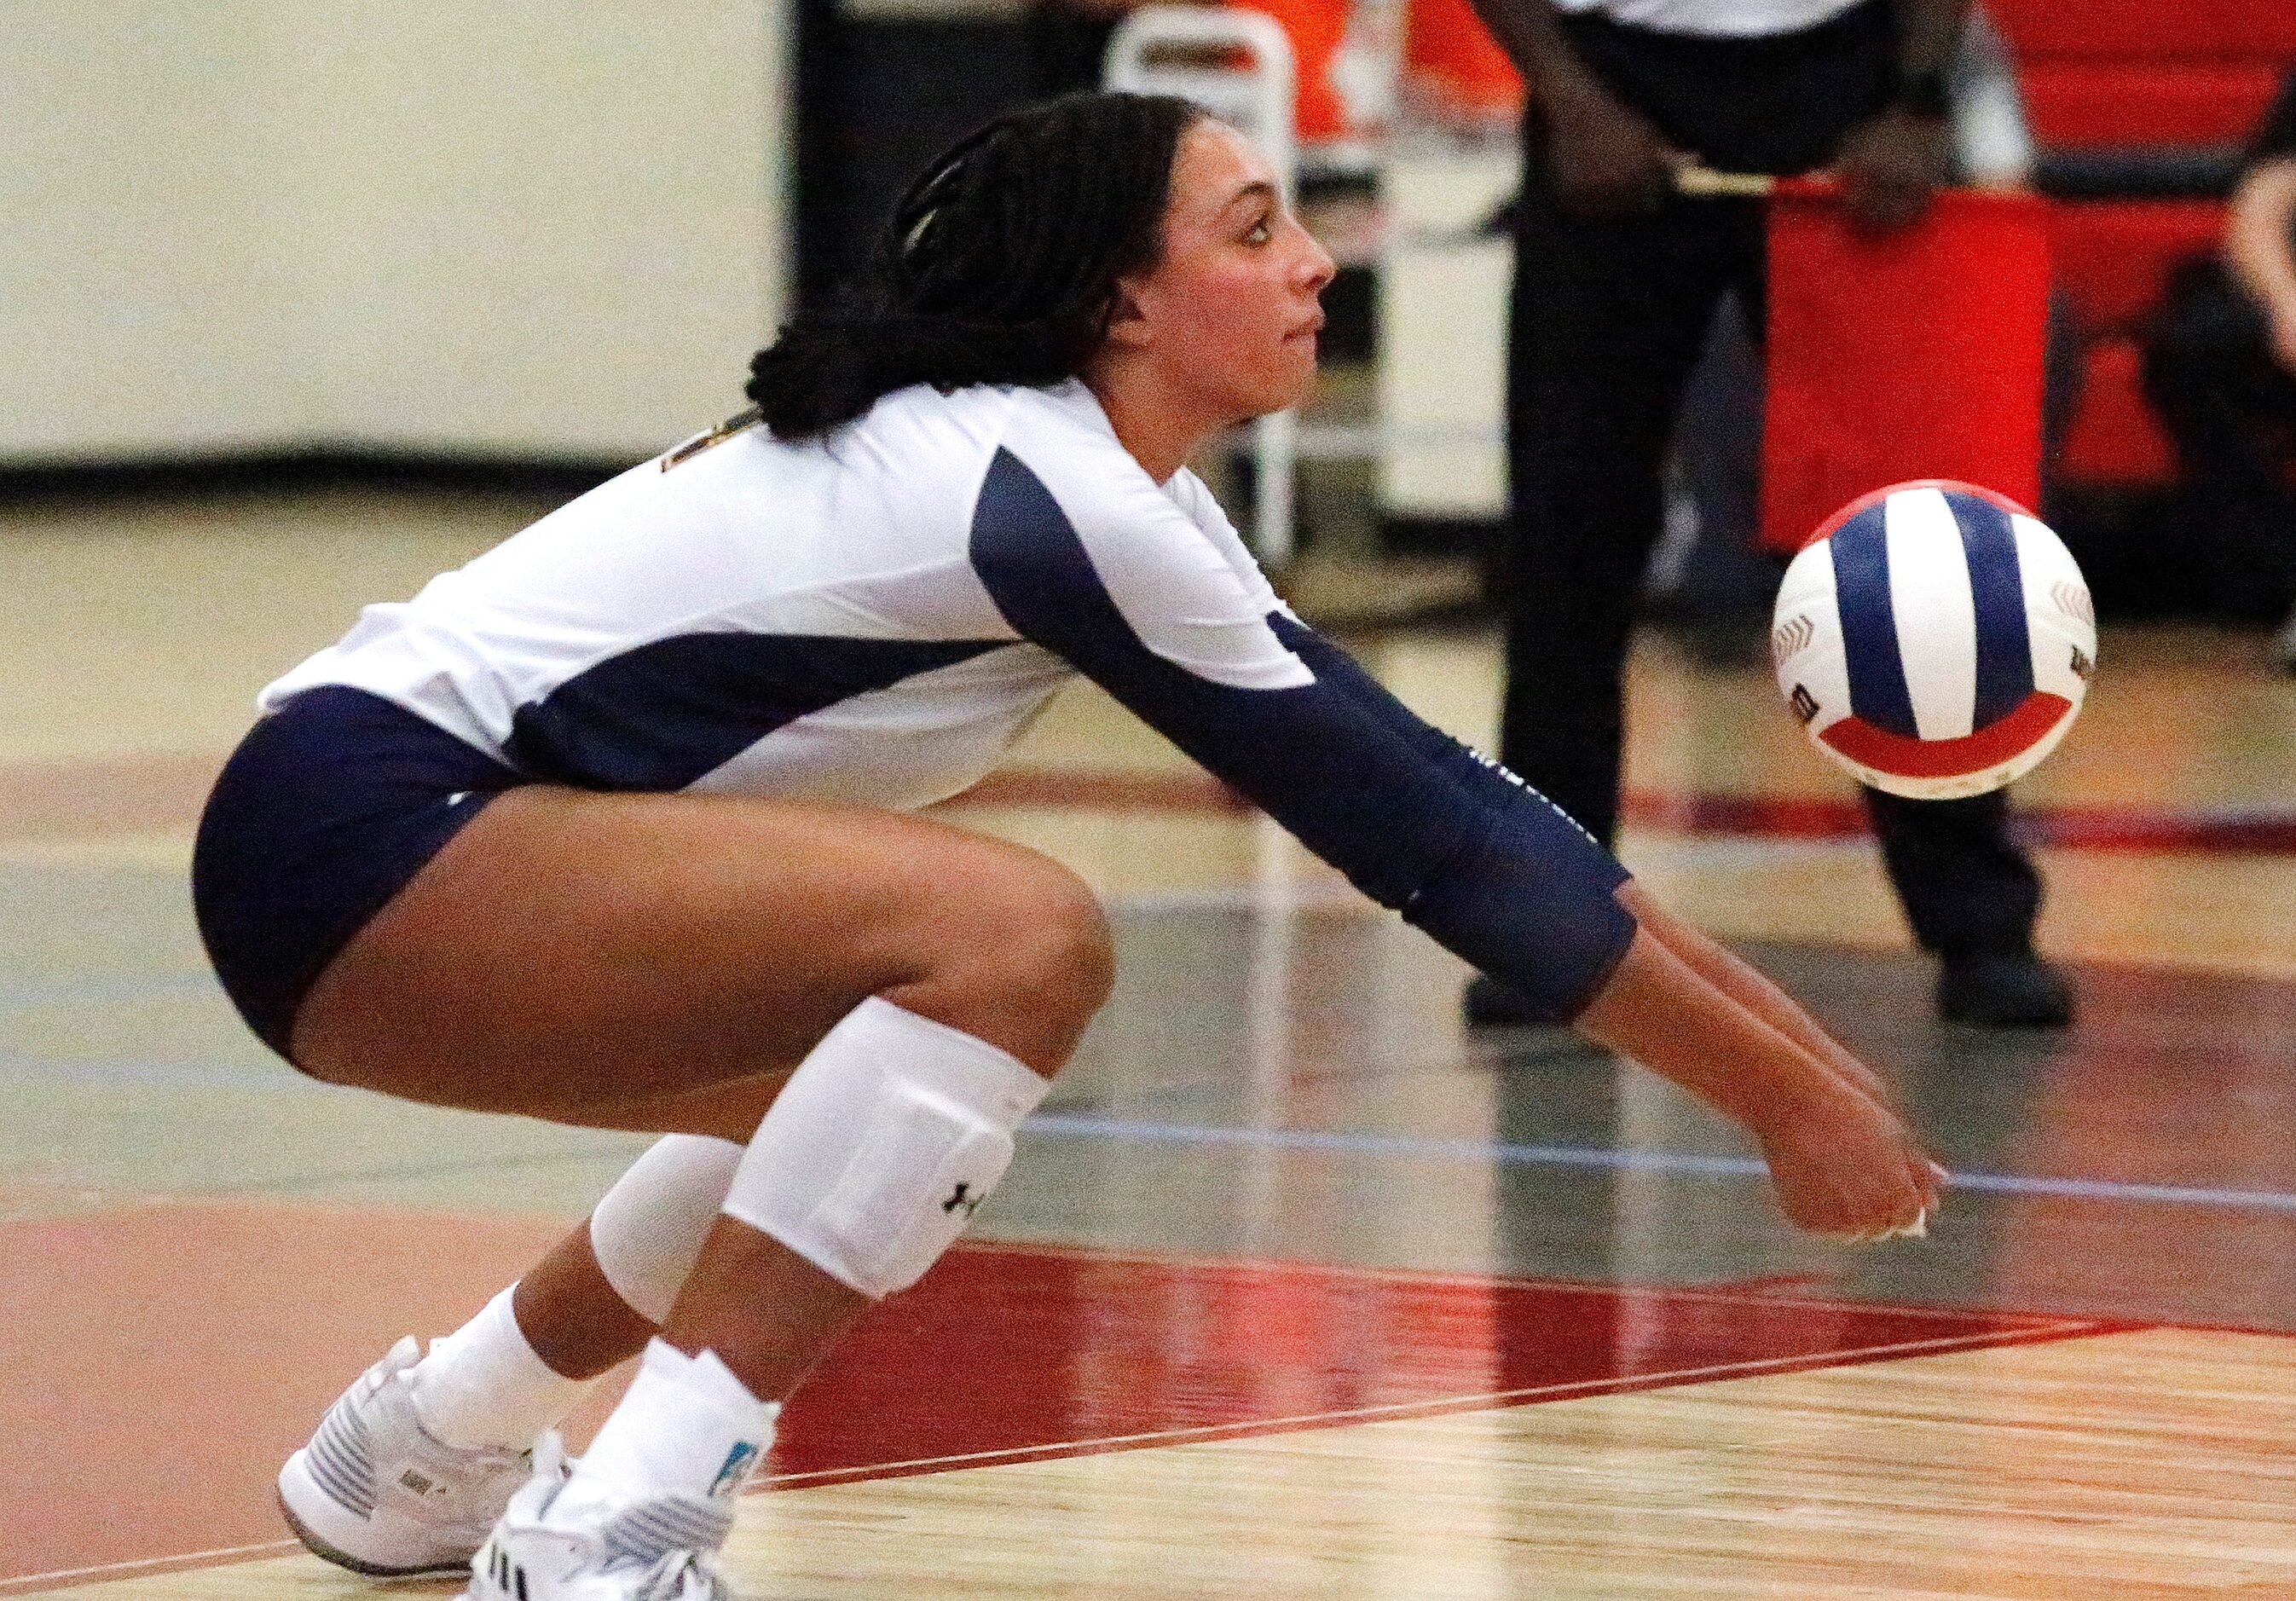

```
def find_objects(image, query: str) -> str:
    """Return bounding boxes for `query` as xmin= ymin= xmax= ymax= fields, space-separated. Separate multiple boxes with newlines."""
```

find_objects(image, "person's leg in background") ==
xmin=1721 ymin=258 xmax=2072 ymax=1028
xmin=1470 ymin=176 xmax=1749 ymax=1025
xmin=1859 ymin=287 xmax=2079 ymax=1031
xmin=1660 ymin=292 xmax=1782 ymax=667
xmin=2142 ymin=255 xmax=2296 ymax=656
xmin=1859 ymin=788 xmax=2065 ymax=1024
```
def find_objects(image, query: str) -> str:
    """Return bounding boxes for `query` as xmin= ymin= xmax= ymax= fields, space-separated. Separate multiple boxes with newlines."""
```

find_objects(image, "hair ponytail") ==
xmin=746 ymin=92 xmax=1202 ymax=439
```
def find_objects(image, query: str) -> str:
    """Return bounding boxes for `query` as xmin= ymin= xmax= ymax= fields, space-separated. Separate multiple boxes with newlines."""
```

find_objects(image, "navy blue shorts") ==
xmin=192 ymin=686 xmax=523 ymax=1061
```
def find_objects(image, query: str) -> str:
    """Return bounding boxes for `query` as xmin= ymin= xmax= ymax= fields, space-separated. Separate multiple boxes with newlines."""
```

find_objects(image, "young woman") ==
xmin=195 ymin=93 xmax=1942 ymax=1601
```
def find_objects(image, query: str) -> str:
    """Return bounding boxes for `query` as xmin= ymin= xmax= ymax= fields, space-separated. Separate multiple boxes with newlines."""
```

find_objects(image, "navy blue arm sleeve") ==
xmin=1265 ymin=612 xmax=1596 ymax=829
xmin=971 ymin=450 xmax=1637 ymax=1020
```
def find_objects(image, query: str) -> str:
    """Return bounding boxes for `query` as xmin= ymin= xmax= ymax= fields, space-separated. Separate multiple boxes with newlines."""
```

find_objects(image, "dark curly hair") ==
xmin=746 ymin=92 xmax=1205 ymax=438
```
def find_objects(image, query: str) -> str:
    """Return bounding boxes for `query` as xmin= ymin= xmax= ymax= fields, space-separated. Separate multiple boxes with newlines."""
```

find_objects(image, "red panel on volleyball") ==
xmin=1759 ymin=185 xmax=2050 ymax=554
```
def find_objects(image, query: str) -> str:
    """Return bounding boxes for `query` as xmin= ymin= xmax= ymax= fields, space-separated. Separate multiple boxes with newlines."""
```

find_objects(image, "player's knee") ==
xmin=984 ymin=860 xmax=1114 ymax=1025
xmin=902 ymin=851 xmax=1112 ymax=1066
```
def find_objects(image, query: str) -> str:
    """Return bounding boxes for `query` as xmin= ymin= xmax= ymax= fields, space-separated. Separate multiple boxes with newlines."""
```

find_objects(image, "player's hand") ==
xmin=1833 ymin=109 xmax=1952 ymax=233
xmin=1544 ymin=79 xmax=1692 ymax=218
xmin=1752 ymin=1080 xmax=1946 ymax=1240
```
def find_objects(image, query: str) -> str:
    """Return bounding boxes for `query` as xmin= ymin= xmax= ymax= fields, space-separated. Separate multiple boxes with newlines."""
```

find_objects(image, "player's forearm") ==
xmin=1615 ymin=882 xmax=1892 ymax=1103
xmin=1463 ymin=0 xmax=1609 ymax=107
xmin=2225 ymin=160 xmax=2296 ymax=321
xmin=1572 ymin=924 xmax=1844 ymax=1131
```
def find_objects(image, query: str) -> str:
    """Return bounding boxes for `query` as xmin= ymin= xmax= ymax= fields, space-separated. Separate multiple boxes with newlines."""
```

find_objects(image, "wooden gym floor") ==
xmin=1 ymin=489 xmax=2292 ymax=1598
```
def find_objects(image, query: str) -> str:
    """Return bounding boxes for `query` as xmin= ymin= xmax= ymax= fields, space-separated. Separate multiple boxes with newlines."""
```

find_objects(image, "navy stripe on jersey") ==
xmin=1267 ymin=612 xmax=1616 ymax=858
xmin=1947 ymin=491 xmax=2034 ymax=727
xmin=1828 ymin=510 xmax=1920 ymax=738
xmin=504 ymin=632 xmax=1004 ymax=790
xmin=969 ymin=448 xmax=1634 ymax=1020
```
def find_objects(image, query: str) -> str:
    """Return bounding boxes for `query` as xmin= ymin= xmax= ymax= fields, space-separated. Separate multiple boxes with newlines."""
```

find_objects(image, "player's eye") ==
xmin=1242 ymin=214 xmax=1273 ymax=246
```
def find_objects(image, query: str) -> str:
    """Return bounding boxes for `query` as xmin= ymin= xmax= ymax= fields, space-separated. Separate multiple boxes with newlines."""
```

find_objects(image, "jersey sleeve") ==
xmin=1160 ymin=465 xmax=1563 ymax=804
xmin=968 ymin=439 xmax=1636 ymax=1021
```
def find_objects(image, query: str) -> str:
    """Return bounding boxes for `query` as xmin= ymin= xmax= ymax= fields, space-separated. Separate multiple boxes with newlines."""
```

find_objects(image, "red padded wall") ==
xmin=2021 ymin=63 xmax=2283 ymax=147
xmin=2045 ymin=201 xmax=2227 ymax=332
xmin=1987 ymin=0 xmax=2296 ymax=64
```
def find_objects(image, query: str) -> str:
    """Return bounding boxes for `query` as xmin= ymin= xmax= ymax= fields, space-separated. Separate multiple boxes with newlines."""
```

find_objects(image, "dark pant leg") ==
xmin=1499 ymin=189 xmax=1753 ymax=844
xmin=1669 ymin=293 xmax=1783 ymax=623
xmin=1861 ymin=788 xmax=2041 ymax=957
xmin=2140 ymin=258 xmax=2296 ymax=619
xmin=1742 ymin=202 xmax=2049 ymax=959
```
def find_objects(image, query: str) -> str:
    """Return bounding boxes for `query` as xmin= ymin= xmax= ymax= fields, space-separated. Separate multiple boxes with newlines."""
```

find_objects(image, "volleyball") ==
xmin=1770 ymin=481 xmax=2096 ymax=800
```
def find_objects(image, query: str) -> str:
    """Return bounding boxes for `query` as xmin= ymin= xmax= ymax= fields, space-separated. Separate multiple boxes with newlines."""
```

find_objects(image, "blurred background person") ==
xmin=1459 ymin=0 xmax=2073 ymax=1031
xmin=1654 ymin=6 xmax=2065 ymax=658
xmin=2142 ymin=61 xmax=2296 ymax=668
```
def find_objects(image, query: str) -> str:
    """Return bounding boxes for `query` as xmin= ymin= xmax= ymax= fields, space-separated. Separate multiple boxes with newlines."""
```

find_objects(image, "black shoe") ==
xmin=1936 ymin=950 xmax=2074 ymax=1029
xmin=1464 ymin=974 xmax=1547 ymax=1027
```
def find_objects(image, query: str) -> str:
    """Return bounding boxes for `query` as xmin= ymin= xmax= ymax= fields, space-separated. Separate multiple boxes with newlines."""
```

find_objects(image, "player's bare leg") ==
xmin=277 ymin=786 xmax=1111 ymax=1590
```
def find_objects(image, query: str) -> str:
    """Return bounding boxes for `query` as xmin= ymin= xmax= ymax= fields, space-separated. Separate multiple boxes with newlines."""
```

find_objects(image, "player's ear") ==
xmin=1100 ymin=279 xmax=1154 ymax=351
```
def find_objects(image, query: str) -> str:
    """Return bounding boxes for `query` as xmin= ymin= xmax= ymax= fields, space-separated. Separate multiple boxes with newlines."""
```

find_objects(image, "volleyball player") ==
xmin=194 ymin=93 xmax=1943 ymax=1601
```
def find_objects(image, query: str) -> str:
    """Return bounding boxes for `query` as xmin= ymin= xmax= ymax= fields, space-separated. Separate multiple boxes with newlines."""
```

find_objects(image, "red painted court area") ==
xmin=773 ymin=1244 xmax=2108 ymax=1487
xmin=0 ymin=1201 xmax=2106 ymax=1590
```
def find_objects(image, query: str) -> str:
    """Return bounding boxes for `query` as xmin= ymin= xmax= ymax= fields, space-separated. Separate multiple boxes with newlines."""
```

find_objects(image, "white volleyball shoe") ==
xmin=278 ymin=1336 xmax=543 ymax=1576
xmin=462 ymin=1435 xmax=740 ymax=1601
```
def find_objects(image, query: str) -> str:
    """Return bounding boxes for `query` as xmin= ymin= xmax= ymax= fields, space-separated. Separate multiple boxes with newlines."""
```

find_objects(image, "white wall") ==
xmin=0 ymin=1 xmax=788 ymax=463
xmin=1377 ymin=141 xmax=1512 ymax=522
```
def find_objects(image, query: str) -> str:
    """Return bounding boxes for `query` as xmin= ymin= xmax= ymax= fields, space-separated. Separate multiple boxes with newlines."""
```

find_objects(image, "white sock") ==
xmin=558 ymin=1338 xmax=778 ymax=1517
xmin=406 ymin=1286 xmax=588 ymax=1452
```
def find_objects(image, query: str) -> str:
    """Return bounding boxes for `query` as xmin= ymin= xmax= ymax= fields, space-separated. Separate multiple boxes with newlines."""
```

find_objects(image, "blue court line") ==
xmin=3 ymin=1046 xmax=2290 ymax=1217
xmin=1022 ymin=1110 xmax=2296 ymax=1217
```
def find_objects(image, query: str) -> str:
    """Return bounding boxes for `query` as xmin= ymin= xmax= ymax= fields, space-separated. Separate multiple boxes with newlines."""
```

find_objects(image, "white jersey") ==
xmin=1548 ymin=0 xmax=1861 ymax=39
xmin=265 ymin=380 xmax=1298 ymax=812
xmin=265 ymin=376 xmax=1634 ymax=1018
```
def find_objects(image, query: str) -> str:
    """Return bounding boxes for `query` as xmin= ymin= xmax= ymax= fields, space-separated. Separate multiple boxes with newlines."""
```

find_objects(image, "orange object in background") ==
xmin=1229 ymin=0 xmax=1351 ymax=139
xmin=1406 ymin=0 xmax=1521 ymax=118
xmin=1760 ymin=183 xmax=2053 ymax=553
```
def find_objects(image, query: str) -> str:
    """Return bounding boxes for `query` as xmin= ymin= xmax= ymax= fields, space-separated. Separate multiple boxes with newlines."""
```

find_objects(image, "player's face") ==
xmin=1122 ymin=119 xmax=1335 ymax=422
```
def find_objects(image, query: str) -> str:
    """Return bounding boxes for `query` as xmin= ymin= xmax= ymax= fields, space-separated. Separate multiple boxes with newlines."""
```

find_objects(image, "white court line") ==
xmin=0 ymin=1324 xmax=2112 ymax=1592
xmin=763 ymin=1323 xmax=2109 ymax=1489
xmin=0 ymin=1540 xmax=298 ymax=1594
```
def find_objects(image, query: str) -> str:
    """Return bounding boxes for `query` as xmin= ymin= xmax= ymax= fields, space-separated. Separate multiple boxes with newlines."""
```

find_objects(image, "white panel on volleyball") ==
xmin=2010 ymin=512 xmax=2097 ymax=703
xmin=1773 ymin=548 xmax=1852 ymax=746
xmin=1882 ymin=487 xmax=1981 ymax=741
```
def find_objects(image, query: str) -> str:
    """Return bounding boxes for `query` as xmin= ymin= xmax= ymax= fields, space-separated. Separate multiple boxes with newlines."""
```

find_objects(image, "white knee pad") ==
xmin=589 ymin=1134 xmax=744 ymax=1324
xmin=720 ymin=997 xmax=1050 ymax=1298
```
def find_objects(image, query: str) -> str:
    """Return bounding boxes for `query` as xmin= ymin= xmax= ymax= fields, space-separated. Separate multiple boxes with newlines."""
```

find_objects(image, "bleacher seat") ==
xmin=1989 ymin=0 xmax=2295 ymax=490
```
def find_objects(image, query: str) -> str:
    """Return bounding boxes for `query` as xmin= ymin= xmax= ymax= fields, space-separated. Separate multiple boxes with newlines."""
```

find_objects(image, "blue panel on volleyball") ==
xmin=1773 ymin=481 xmax=2096 ymax=801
